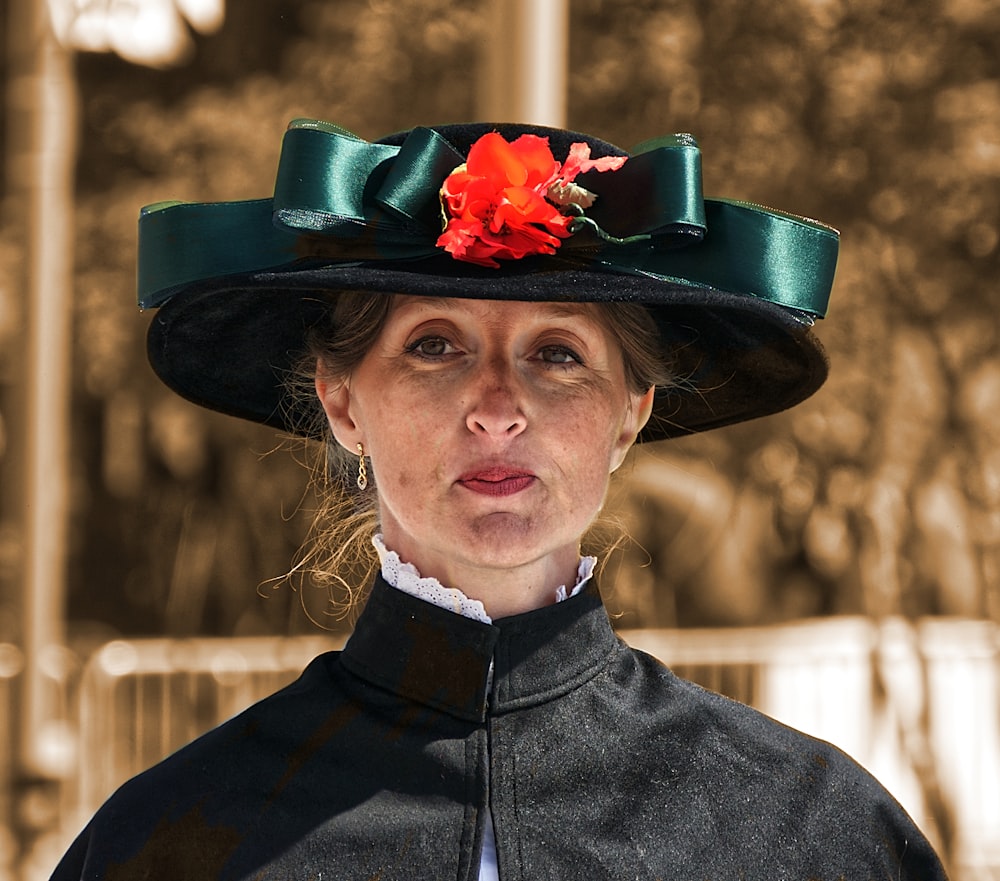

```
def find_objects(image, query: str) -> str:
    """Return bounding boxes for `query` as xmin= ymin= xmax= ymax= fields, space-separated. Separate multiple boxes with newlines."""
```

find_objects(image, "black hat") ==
xmin=140 ymin=119 xmax=838 ymax=442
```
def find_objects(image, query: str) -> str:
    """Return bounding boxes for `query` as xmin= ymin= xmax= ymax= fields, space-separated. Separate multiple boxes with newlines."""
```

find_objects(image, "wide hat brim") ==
xmin=141 ymin=121 xmax=838 ymax=442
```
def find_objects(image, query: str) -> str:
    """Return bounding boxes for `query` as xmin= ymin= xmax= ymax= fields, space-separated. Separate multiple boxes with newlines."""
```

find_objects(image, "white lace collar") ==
xmin=372 ymin=533 xmax=596 ymax=624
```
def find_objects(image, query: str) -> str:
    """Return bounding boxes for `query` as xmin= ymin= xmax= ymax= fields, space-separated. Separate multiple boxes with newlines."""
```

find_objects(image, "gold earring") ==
xmin=356 ymin=443 xmax=368 ymax=491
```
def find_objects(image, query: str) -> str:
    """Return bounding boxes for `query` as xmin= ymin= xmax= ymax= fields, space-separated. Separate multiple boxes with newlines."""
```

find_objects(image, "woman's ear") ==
xmin=610 ymin=386 xmax=656 ymax=472
xmin=315 ymin=362 xmax=360 ymax=453
xmin=634 ymin=385 xmax=656 ymax=434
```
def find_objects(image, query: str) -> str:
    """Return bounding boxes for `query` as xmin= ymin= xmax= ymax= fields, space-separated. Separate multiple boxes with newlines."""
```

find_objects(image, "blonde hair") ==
xmin=284 ymin=290 xmax=674 ymax=621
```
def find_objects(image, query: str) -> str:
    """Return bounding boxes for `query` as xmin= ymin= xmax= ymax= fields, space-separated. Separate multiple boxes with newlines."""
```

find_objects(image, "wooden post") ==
xmin=3 ymin=0 xmax=76 ymax=791
xmin=478 ymin=0 xmax=569 ymax=126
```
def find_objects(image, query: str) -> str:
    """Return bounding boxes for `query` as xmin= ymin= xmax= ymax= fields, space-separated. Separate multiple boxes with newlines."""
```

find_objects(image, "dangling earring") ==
xmin=356 ymin=443 xmax=368 ymax=491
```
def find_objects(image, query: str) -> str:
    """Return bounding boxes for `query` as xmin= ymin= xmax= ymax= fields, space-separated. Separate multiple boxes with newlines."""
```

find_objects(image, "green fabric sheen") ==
xmin=137 ymin=121 xmax=838 ymax=318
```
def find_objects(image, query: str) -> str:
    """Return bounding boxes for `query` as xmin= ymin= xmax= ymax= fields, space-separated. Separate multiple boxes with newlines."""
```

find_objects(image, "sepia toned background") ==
xmin=1 ymin=0 xmax=998 ymax=878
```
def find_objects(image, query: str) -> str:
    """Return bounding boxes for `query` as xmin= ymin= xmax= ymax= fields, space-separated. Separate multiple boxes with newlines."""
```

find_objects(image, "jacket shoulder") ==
xmin=50 ymin=650 xmax=346 ymax=880
xmin=609 ymin=643 xmax=949 ymax=879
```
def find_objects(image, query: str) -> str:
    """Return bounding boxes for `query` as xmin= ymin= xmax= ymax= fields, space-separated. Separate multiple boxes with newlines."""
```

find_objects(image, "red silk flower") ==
xmin=436 ymin=133 xmax=626 ymax=268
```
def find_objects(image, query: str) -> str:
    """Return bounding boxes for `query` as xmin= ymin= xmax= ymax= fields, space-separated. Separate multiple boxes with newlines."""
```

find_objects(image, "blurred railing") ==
xmin=625 ymin=617 xmax=1000 ymax=881
xmin=6 ymin=618 xmax=1000 ymax=881
xmin=1 ymin=643 xmax=24 ymax=881
xmin=0 ymin=642 xmax=78 ymax=881
xmin=70 ymin=635 xmax=340 ymax=839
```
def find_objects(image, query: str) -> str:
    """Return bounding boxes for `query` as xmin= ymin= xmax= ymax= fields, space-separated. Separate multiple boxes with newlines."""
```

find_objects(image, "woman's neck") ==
xmin=373 ymin=534 xmax=590 ymax=620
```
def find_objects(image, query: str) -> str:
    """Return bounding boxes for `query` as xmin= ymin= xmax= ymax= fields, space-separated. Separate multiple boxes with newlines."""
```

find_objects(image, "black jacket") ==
xmin=52 ymin=577 xmax=948 ymax=880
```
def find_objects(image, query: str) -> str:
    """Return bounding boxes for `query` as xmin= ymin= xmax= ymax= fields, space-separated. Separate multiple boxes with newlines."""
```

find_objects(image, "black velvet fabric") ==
xmin=51 ymin=579 xmax=947 ymax=880
xmin=146 ymin=268 xmax=828 ymax=441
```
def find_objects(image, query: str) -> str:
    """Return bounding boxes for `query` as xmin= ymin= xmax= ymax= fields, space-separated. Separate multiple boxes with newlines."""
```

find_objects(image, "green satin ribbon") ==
xmin=139 ymin=198 xmax=303 ymax=308
xmin=138 ymin=120 xmax=838 ymax=318
xmin=597 ymin=200 xmax=838 ymax=317
xmin=271 ymin=121 xmax=706 ymax=245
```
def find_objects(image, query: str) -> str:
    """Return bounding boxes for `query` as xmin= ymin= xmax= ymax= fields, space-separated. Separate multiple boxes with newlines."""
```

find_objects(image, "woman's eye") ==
xmin=407 ymin=336 xmax=454 ymax=358
xmin=538 ymin=345 xmax=582 ymax=365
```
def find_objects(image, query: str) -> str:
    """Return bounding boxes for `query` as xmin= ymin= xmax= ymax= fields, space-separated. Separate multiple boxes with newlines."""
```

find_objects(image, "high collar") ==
xmin=340 ymin=576 xmax=618 ymax=723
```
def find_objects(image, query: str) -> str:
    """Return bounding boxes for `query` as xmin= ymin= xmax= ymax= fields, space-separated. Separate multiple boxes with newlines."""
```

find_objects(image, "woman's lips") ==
xmin=457 ymin=467 xmax=537 ymax=497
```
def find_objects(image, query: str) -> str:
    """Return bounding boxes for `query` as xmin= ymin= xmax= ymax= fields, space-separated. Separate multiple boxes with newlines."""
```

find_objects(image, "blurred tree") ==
xmin=68 ymin=0 xmax=488 ymax=637
xmin=569 ymin=0 xmax=1000 ymax=628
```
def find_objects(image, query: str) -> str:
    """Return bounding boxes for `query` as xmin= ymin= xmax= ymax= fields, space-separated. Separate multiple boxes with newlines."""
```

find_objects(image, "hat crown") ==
xmin=376 ymin=122 xmax=629 ymax=162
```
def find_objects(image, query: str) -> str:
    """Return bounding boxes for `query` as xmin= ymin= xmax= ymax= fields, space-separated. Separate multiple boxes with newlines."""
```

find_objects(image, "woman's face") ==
xmin=317 ymin=295 xmax=654 ymax=602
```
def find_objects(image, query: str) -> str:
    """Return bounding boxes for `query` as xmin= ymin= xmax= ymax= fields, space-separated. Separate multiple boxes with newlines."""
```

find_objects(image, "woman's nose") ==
xmin=465 ymin=365 xmax=528 ymax=438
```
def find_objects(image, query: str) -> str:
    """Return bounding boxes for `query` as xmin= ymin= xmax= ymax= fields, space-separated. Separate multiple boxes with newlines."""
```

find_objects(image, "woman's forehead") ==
xmin=387 ymin=295 xmax=602 ymax=324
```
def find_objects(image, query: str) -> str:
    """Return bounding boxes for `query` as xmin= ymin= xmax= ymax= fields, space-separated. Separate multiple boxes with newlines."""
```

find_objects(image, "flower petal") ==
xmin=509 ymin=134 xmax=560 ymax=189
xmin=467 ymin=132 xmax=528 ymax=188
xmin=547 ymin=180 xmax=598 ymax=210
xmin=560 ymin=141 xmax=627 ymax=182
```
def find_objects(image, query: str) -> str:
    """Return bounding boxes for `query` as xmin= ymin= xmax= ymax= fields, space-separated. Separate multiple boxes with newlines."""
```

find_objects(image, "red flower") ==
xmin=437 ymin=132 xmax=626 ymax=268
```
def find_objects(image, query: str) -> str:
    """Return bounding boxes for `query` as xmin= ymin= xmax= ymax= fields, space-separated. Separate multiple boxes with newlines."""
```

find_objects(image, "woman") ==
xmin=53 ymin=120 xmax=948 ymax=880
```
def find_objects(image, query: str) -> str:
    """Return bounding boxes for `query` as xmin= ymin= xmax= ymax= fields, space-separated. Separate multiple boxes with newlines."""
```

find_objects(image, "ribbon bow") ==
xmin=270 ymin=120 xmax=705 ymax=253
xmin=138 ymin=120 xmax=838 ymax=318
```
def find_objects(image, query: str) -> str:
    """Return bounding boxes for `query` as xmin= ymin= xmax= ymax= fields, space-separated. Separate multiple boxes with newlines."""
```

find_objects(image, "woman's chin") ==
xmin=440 ymin=515 xmax=576 ymax=573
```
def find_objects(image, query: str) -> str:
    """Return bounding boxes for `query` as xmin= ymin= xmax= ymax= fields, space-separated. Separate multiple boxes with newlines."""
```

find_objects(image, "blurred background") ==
xmin=1 ymin=0 xmax=998 ymax=878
